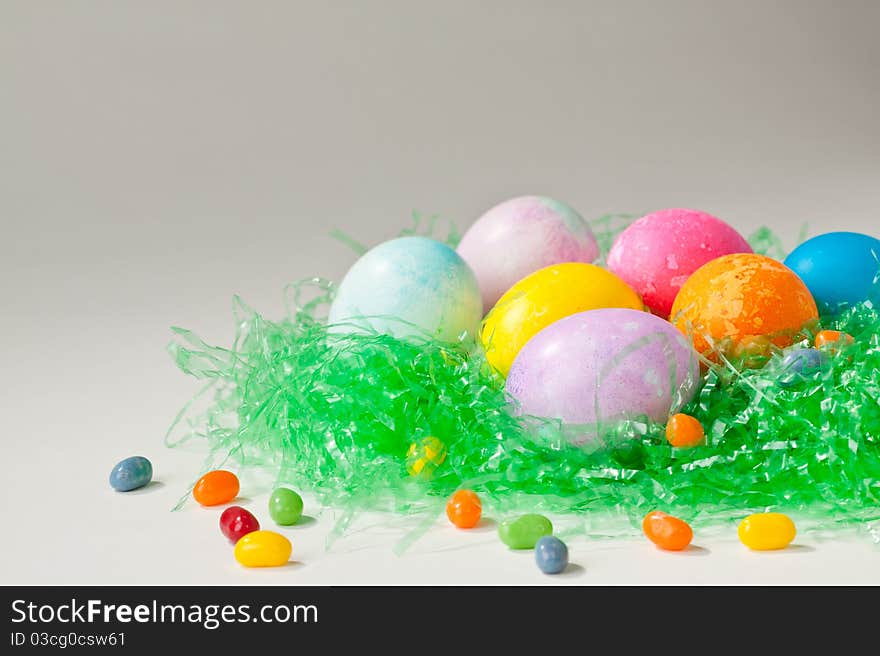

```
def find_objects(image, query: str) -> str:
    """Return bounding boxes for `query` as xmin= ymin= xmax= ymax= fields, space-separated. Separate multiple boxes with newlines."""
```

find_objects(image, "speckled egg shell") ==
xmin=607 ymin=208 xmax=753 ymax=317
xmin=457 ymin=196 xmax=599 ymax=313
xmin=505 ymin=308 xmax=699 ymax=436
xmin=670 ymin=253 xmax=819 ymax=357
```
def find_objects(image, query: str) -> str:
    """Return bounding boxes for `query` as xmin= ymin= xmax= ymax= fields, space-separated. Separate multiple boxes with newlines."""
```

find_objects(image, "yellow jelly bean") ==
xmin=481 ymin=263 xmax=643 ymax=376
xmin=737 ymin=513 xmax=796 ymax=551
xmin=406 ymin=436 xmax=447 ymax=478
xmin=234 ymin=530 xmax=292 ymax=567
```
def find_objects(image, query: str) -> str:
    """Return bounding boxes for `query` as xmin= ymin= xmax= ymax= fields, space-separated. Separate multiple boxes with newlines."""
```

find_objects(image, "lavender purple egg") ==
xmin=457 ymin=196 xmax=600 ymax=313
xmin=505 ymin=308 xmax=699 ymax=438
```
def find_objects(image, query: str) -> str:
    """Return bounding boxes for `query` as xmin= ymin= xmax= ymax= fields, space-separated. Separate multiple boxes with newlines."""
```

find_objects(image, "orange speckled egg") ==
xmin=670 ymin=253 xmax=818 ymax=359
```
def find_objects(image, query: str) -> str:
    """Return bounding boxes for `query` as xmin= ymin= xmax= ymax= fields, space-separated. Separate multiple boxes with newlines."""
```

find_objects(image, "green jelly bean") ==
xmin=268 ymin=487 xmax=304 ymax=526
xmin=498 ymin=514 xmax=553 ymax=549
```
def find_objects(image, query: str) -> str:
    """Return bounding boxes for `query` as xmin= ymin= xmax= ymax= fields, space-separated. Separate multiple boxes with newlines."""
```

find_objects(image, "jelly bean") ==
xmin=406 ymin=436 xmax=447 ymax=478
xmin=815 ymin=330 xmax=854 ymax=351
xmin=499 ymin=514 xmax=553 ymax=549
xmin=220 ymin=506 xmax=260 ymax=543
xmin=642 ymin=511 xmax=693 ymax=551
xmin=534 ymin=536 xmax=569 ymax=574
xmin=109 ymin=456 xmax=153 ymax=492
xmin=738 ymin=513 xmax=796 ymax=550
xmin=268 ymin=487 xmax=304 ymax=526
xmin=446 ymin=490 xmax=482 ymax=529
xmin=193 ymin=470 xmax=240 ymax=506
xmin=234 ymin=530 xmax=292 ymax=568
xmin=778 ymin=348 xmax=827 ymax=388
xmin=665 ymin=413 xmax=705 ymax=448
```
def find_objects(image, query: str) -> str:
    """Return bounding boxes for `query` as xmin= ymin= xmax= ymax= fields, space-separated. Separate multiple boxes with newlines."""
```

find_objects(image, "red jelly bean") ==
xmin=219 ymin=506 xmax=260 ymax=543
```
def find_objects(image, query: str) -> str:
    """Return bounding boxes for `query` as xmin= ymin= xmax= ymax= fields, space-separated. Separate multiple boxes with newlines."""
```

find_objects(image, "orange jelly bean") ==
xmin=642 ymin=511 xmax=693 ymax=551
xmin=193 ymin=470 xmax=240 ymax=506
xmin=446 ymin=490 xmax=482 ymax=529
xmin=666 ymin=413 xmax=705 ymax=448
xmin=814 ymin=330 xmax=854 ymax=351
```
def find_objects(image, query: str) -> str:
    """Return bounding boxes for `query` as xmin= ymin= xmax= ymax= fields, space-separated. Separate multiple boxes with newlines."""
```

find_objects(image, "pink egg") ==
xmin=457 ymin=196 xmax=599 ymax=313
xmin=607 ymin=208 xmax=752 ymax=318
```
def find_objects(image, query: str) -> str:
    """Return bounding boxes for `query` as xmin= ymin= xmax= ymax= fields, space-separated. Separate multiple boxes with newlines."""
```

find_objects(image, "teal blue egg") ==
xmin=327 ymin=236 xmax=482 ymax=342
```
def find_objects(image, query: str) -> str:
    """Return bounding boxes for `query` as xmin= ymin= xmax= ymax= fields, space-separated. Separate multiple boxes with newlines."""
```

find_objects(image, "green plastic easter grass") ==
xmin=166 ymin=216 xmax=880 ymax=545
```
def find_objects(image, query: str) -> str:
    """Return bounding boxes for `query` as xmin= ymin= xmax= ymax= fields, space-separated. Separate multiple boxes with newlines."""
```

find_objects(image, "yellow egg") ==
xmin=480 ymin=262 xmax=644 ymax=376
xmin=234 ymin=530 xmax=292 ymax=567
xmin=737 ymin=513 xmax=796 ymax=551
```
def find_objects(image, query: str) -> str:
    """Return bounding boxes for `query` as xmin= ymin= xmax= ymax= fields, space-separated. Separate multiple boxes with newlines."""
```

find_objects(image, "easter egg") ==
xmin=506 ymin=308 xmax=699 ymax=432
xmin=783 ymin=232 xmax=880 ymax=314
xmin=109 ymin=456 xmax=153 ymax=492
xmin=457 ymin=196 xmax=599 ymax=312
xmin=481 ymin=262 xmax=643 ymax=376
xmin=670 ymin=253 xmax=819 ymax=358
xmin=607 ymin=208 xmax=753 ymax=317
xmin=328 ymin=236 xmax=482 ymax=342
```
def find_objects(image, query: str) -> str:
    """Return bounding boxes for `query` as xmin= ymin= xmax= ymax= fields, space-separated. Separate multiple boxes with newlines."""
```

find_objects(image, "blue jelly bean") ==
xmin=535 ymin=535 xmax=568 ymax=574
xmin=109 ymin=456 xmax=153 ymax=492
xmin=778 ymin=349 xmax=827 ymax=388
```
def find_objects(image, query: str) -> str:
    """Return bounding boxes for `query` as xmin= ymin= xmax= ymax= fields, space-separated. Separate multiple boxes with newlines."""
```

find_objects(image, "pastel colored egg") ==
xmin=481 ymin=262 xmax=644 ymax=376
xmin=499 ymin=514 xmax=553 ymax=549
xmin=109 ymin=456 xmax=153 ymax=492
xmin=783 ymin=232 xmax=880 ymax=314
xmin=457 ymin=196 xmax=599 ymax=313
xmin=234 ymin=530 xmax=292 ymax=567
xmin=534 ymin=536 xmax=569 ymax=574
xmin=268 ymin=488 xmax=304 ymax=526
xmin=608 ymin=208 xmax=752 ymax=317
xmin=327 ymin=236 xmax=482 ymax=343
xmin=737 ymin=513 xmax=796 ymax=550
xmin=505 ymin=308 xmax=699 ymax=435
xmin=670 ymin=253 xmax=819 ymax=359
xmin=193 ymin=470 xmax=240 ymax=506
xmin=220 ymin=506 xmax=260 ymax=543
xmin=777 ymin=348 xmax=827 ymax=388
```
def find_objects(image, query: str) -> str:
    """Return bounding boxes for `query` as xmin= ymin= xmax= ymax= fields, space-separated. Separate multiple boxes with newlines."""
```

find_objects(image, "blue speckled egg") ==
xmin=784 ymin=232 xmax=880 ymax=314
xmin=109 ymin=456 xmax=153 ymax=492
xmin=328 ymin=236 xmax=482 ymax=342
xmin=535 ymin=535 xmax=569 ymax=574
xmin=777 ymin=348 xmax=828 ymax=388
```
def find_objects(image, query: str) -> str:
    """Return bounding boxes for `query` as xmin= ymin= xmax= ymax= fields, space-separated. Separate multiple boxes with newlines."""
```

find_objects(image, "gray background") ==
xmin=2 ymin=1 xmax=879 ymax=584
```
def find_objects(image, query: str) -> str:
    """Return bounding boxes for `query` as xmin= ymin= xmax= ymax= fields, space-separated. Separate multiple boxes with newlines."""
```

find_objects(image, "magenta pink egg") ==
xmin=457 ymin=196 xmax=599 ymax=313
xmin=505 ymin=308 xmax=699 ymax=441
xmin=607 ymin=208 xmax=752 ymax=318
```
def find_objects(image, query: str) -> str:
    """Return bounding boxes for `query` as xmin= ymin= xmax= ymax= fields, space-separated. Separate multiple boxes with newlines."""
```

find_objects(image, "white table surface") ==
xmin=2 ymin=0 xmax=879 ymax=585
